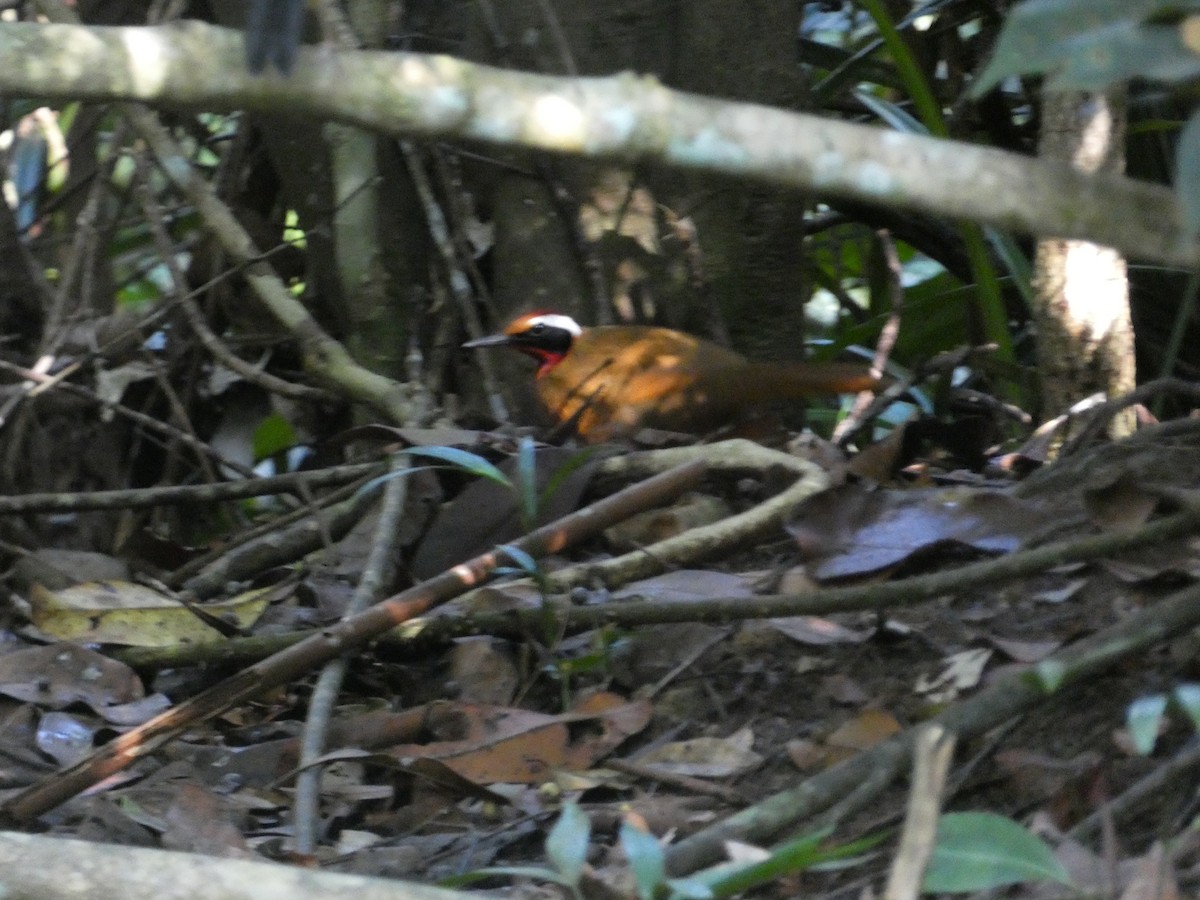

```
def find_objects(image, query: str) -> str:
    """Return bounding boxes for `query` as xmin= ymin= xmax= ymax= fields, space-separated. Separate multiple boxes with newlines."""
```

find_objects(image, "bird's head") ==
xmin=462 ymin=312 xmax=582 ymax=377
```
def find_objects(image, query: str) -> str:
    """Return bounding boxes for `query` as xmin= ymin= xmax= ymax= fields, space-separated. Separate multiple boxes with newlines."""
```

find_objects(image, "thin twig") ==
xmin=0 ymin=358 xmax=259 ymax=479
xmin=132 ymin=151 xmax=328 ymax=403
xmin=293 ymin=454 xmax=409 ymax=853
xmin=664 ymin=576 xmax=1200 ymax=875
xmin=884 ymin=725 xmax=956 ymax=900
xmin=0 ymin=457 xmax=706 ymax=822
xmin=832 ymin=228 xmax=902 ymax=444
xmin=0 ymin=461 xmax=381 ymax=514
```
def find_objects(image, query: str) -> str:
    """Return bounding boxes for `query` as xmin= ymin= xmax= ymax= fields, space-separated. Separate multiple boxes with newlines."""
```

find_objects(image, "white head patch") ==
xmin=526 ymin=313 xmax=582 ymax=336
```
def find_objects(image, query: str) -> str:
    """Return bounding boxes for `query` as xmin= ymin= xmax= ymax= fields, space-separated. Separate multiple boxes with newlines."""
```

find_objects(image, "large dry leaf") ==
xmin=786 ymin=483 xmax=1058 ymax=581
xmin=29 ymin=581 xmax=275 ymax=647
xmin=636 ymin=727 xmax=763 ymax=778
xmin=411 ymin=446 xmax=600 ymax=580
xmin=387 ymin=693 xmax=651 ymax=784
xmin=0 ymin=644 xmax=143 ymax=711
xmin=824 ymin=708 xmax=903 ymax=764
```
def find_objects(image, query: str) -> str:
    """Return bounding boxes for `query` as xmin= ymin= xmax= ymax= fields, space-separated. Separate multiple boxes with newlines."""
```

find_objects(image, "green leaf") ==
xmin=923 ymin=812 xmax=1071 ymax=892
xmin=666 ymin=876 xmax=716 ymax=900
xmin=1033 ymin=659 xmax=1066 ymax=692
xmin=854 ymin=88 xmax=926 ymax=134
xmin=1176 ymin=109 xmax=1200 ymax=238
xmin=496 ymin=543 xmax=539 ymax=576
xmin=1051 ymin=21 xmax=1200 ymax=90
xmin=970 ymin=0 xmax=1163 ymax=96
xmin=252 ymin=413 xmax=297 ymax=463
xmin=620 ymin=822 xmax=666 ymax=900
xmin=983 ymin=227 xmax=1034 ymax=308
xmin=1127 ymin=693 xmax=1168 ymax=755
xmin=698 ymin=828 xmax=885 ymax=897
xmin=355 ymin=465 xmax=437 ymax=498
xmin=546 ymin=802 xmax=590 ymax=886
xmin=1173 ymin=683 xmax=1200 ymax=732
xmin=517 ymin=436 xmax=538 ymax=528
xmin=402 ymin=446 xmax=511 ymax=487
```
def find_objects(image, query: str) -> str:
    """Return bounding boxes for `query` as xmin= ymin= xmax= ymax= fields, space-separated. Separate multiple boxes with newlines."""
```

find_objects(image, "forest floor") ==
xmin=2 ymin=418 xmax=1199 ymax=899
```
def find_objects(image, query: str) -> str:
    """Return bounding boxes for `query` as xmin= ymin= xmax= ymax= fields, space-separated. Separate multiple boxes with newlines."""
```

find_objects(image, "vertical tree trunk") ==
xmin=1031 ymin=89 xmax=1136 ymax=440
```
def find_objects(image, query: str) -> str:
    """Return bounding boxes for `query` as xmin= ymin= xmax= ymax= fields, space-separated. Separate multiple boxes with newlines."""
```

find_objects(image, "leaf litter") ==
xmin=2 ymin=422 xmax=1200 ymax=896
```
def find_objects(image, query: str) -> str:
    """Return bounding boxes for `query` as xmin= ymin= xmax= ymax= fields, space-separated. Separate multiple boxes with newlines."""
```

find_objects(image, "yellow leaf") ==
xmin=29 ymin=580 xmax=274 ymax=647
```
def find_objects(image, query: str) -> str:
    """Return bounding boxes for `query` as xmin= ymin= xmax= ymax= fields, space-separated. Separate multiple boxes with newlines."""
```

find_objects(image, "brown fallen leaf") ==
xmin=386 ymin=693 xmax=651 ymax=784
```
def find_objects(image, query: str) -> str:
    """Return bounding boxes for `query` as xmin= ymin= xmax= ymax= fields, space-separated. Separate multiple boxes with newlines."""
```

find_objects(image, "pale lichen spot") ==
xmin=669 ymin=127 xmax=748 ymax=168
xmin=527 ymin=94 xmax=586 ymax=150
xmin=812 ymin=151 xmax=844 ymax=186
xmin=856 ymin=161 xmax=895 ymax=197
xmin=428 ymin=86 xmax=469 ymax=122
xmin=121 ymin=28 xmax=171 ymax=97
xmin=600 ymin=106 xmax=638 ymax=144
xmin=399 ymin=56 xmax=437 ymax=87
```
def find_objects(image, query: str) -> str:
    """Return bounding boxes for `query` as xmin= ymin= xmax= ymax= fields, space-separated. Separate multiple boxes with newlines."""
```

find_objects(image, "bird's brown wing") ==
xmin=535 ymin=327 xmax=749 ymax=440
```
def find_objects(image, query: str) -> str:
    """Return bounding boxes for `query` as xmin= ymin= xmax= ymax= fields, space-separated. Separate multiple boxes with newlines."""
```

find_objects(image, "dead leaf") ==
xmin=10 ymin=550 xmax=129 ymax=592
xmin=161 ymin=783 xmax=252 ymax=858
xmin=0 ymin=644 xmax=143 ymax=711
xmin=29 ymin=581 xmax=275 ymax=647
xmin=411 ymin=446 xmax=599 ymax=580
xmin=386 ymin=694 xmax=650 ymax=784
xmin=915 ymin=649 xmax=992 ymax=703
xmin=447 ymin=637 xmax=519 ymax=706
xmin=1083 ymin=472 xmax=1159 ymax=532
xmin=768 ymin=616 xmax=874 ymax=646
xmin=636 ymin=727 xmax=762 ymax=778
xmin=989 ymin=636 xmax=1062 ymax=663
xmin=35 ymin=710 xmax=95 ymax=767
xmin=994 ymin=748 xmax=1102 ymax=814
xmin=825 ymin=709 xmax=902 ymax=761
xmin=1032 ymin=578 xmax=1088 ymax=604
xmin=785 ymin=739 xmax=824 ymax=771
xmin=612 ymin=570 xmax=756 ymax=603
xmin=1119 ymin=841 xmax=1179 ymax=900
xmin=787 ymin=483 xmax=1057 ymax=581
xmin=821 ymin=673 xmax=871 ymax=705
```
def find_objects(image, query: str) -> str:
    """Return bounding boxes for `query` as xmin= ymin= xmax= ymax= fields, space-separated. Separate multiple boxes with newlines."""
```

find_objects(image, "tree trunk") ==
xmin=1031 ymin=89 xmax=1136 ymax=440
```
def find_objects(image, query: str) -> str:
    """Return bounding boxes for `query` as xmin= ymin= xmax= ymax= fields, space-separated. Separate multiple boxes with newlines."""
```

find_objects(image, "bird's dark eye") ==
xmin=529 ymin=323 xmax=546 ymax=335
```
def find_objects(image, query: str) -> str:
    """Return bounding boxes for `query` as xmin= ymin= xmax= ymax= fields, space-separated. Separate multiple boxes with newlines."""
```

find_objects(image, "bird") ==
xmin=463 ymin=311 xmax=879 ymax=442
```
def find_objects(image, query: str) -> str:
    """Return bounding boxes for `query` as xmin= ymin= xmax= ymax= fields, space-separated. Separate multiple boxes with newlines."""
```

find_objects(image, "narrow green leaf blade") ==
xmin=620 ymin=823 xmax=666 ymax=900
xmin=1173 ymin=683 xmax=1200 ymax=733
xmin=923 ymin=812 xmax=1070 ymax=893
xmin=1176 ymin=109 xmax=1200 ymax=238
xmin=546 ymin=802 xmax=590 ymax=885
xmin=517 ymin=436 xmax=538 ymax=527
xmin=496 ymin=543 xmax=539 ymax=576
xmin=1127 ymin=693 xmax=1168 ymax=755
xmin=402 ymin=446 xmax=511 ymax=487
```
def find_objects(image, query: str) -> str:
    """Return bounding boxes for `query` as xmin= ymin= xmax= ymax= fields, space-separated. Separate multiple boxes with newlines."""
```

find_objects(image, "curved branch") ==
xmin=0 ymin=20 xmax=1190 ymax=267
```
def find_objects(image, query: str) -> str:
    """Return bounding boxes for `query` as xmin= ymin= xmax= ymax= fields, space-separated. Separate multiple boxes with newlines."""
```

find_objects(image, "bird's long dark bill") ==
xmin=462 ymin=334 xmax=515 ymax=349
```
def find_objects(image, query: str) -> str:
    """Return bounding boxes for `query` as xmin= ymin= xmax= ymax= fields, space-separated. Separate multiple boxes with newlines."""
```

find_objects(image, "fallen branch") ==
xmin=0 ymin=21 xmax=1187 ymax=267
xmin=663 ymin=576 xmax=1200 ymax=874
xmin=112 ymin=483 xmax=1200 ymax=667
xmin=0 ymin=457 xmax=706 ymax=823
xmin=0 ymin=831 xmax=467 ymax=900
xmin=0 ymin=462 xmax=381 ymax=514
xmin=546 ymin=440 xmax=830 ymax=590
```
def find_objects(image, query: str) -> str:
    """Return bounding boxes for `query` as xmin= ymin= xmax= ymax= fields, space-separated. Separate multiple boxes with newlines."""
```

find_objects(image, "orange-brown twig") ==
xmin=1 ymin=458 xmax=707 ymax=824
